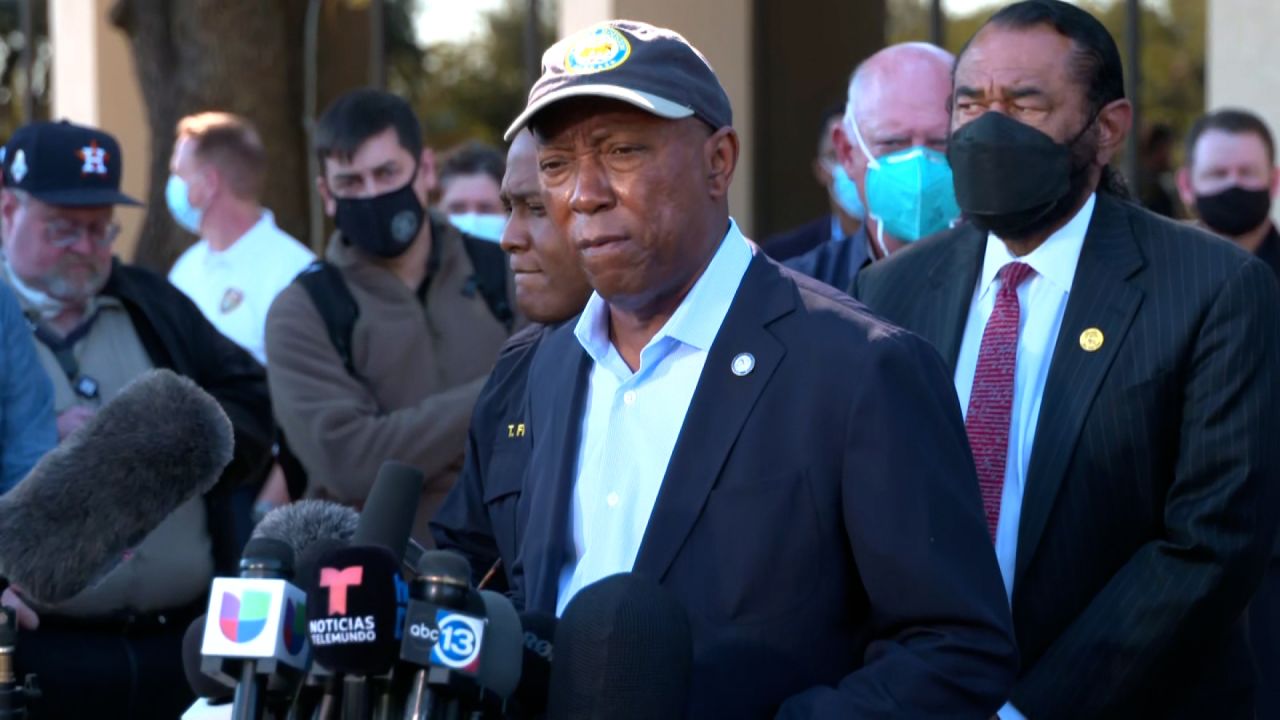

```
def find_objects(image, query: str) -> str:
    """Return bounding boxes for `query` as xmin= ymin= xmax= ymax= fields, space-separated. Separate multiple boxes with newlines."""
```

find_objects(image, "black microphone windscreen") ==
xmin=415 ymin=550 xmax=472 ymax=588
xmin=352 ymin=461 xmax=423 ymax=562
xmin=240 ymin=536 xmax=295 ymax=578
xmin=182 ymin=614 xmax=233 ymax=700
xmin=513 ymin=612 xmax=557 ymax=717
xmin=252 ymin=500 xmax=358 ymax=562
xmin=478 ymin=590 xmax=523 ymax=699
xmin=0 ymin=369 xmax=232 ymax=605
xmin=305 ymin=544 xmax=402 ymax=676
xmin=548 ymin=573 xmax=692 ymax=720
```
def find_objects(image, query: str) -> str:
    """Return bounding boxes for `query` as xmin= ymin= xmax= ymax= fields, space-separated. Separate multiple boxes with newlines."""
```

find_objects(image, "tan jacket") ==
xmin=265 ymin=223 xmax=516 ymax=542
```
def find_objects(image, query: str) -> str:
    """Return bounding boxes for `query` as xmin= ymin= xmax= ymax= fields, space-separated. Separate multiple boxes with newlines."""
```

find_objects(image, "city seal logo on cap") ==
xmin=564 ymin=25 xmax=631 ymax=75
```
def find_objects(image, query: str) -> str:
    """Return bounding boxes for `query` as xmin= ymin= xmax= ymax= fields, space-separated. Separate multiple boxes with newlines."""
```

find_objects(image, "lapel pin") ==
xmin=1079 ymin=327 xmax=1104 ymax=352
xmin=731 ymin=352 xmax=755 ymax=377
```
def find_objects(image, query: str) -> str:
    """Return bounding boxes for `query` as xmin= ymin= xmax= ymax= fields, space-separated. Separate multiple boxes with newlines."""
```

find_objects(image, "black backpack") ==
xmin=294 ymin=214 xmax=514 ymax=377
xmin=275 ymin=216 xmax=512 ymax=499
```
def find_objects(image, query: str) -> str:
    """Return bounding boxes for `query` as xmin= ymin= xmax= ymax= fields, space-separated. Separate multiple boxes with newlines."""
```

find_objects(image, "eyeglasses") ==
xmin=41 ymin=217 xmax=121 ymax=250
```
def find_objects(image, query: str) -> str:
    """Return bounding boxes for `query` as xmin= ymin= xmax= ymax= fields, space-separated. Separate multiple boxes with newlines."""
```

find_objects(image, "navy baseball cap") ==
xmin=1 ymin=120 xmax=141 ymax=207
xmin=504 ymin=20 xmax=732 ymax=141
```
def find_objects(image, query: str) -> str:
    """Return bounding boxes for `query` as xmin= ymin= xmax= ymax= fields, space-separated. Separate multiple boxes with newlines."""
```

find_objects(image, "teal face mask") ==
xmin=850 ymin=116 xmax=959 ymax=246
xmin=165 ymin=174 xmax=204 ymax=235
xmin=449 ymin=213 xmax=507 ymax=243
xmin=828 ymin=163 xmax=866 ymax=222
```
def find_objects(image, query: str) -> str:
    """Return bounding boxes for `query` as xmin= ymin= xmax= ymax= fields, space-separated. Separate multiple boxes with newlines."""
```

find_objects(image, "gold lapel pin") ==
xmin=1079 ymin=327 xmax=1104 ymax=352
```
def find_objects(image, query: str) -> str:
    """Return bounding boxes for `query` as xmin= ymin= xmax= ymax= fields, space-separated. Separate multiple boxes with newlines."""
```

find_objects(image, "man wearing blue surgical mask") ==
xmin=832 ymin=42 xmax=958 ymax=278
xmin=437 ymin=141 xmax=508 ymax=243
xmin=166 ymin=112 xmax=314 ymax=366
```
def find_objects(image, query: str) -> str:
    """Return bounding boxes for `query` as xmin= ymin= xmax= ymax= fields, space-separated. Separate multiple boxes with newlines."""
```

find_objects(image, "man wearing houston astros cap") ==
xmin=0 ymin=120 xmax=273 ymax=717
xmin=507 ymin=20 xmax=1016 ymax=718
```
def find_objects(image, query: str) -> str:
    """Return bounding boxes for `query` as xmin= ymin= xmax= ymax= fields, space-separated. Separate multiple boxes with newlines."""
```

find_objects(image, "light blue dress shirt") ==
xmin=556 ymin=220 xmax=753 ymax=616
xmin=953 ymin=194 xmax=1095 ymax=720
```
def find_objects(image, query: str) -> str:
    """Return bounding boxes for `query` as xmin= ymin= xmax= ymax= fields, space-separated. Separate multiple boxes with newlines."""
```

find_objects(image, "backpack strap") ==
xmin=294 ymin=260 xmax=360 ymax=378
xmin=429 ymin=213 xmax=515 ymax=332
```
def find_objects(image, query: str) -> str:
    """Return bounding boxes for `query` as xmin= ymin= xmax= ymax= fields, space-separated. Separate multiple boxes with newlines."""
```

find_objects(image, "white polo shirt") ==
xmin=169 ymin=211 xmax=314 ymax=365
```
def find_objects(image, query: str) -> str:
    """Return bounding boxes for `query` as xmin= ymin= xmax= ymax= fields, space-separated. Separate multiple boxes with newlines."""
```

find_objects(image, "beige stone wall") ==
xmin=558 ymin=0 xmax=756 ymax=236
xmin=49 ymin=0 xmax=148 ymax=261
xmin=1207 ymin=0 xmax=1280 ymax=223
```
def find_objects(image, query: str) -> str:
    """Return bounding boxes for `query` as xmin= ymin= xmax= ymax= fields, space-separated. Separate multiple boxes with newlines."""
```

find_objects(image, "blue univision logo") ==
xmin=429 ymin=610 xmax=485 ymax=674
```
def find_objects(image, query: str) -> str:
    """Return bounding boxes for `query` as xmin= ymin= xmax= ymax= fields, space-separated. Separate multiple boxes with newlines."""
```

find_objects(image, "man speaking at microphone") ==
xmin=506 ymin=21 xmax=1017 ymax=718
xmin=0 ymin=120 xmax=274 ymax=718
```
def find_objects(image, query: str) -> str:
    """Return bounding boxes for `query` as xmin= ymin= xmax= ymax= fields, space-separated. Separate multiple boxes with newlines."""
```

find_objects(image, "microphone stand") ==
xmin=233 ymin=659 xmax=267 ymax=720
xmin=341 ymin=676 xmax=369 ymax=720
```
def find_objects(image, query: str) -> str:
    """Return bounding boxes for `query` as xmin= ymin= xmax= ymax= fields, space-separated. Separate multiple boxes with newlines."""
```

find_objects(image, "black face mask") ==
xmin=948 ymin=111 xmax=1097 ymax=239
xmin=1195 ymin=186 xmax=1272 ymax=237
xmin=334 ymin=179 xmax=425 ymax=259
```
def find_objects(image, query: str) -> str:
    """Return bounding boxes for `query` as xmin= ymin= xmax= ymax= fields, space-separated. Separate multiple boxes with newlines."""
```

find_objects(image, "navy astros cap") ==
xmin=504 ymin=20 xmax=732 ymax=141
xmin=2 ymin=120 xmax=141 ymax=207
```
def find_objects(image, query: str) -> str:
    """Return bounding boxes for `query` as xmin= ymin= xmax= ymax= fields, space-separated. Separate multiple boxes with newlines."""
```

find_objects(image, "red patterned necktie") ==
xmin=965 ymin=261 xmax=1035 ymax=539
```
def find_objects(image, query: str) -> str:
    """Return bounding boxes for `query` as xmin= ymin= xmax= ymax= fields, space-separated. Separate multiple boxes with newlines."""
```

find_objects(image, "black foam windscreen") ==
xmin=251 ymin=500 xmax=359 ymax=562
xmin=305 ymin=544 xmax=402 ymax=676
xmin=547 ymin=573 xmax=693 ymax=720
xmin=415 ymin=550 xmax=472 ymax=588
xmin=182 ymin=614 xmax=234 ymax=700
xmin=512 ymin=612 xmax=557 ymax=718
xmin=240 ymin=536 xmax=295 ymax=578
xmin=0 ymin=368 xmax=232 ymax=605
xmin=478 ymin=590 xmax=523 ymax=699
xmin=352 ymin=461 xmax=424 ymax=563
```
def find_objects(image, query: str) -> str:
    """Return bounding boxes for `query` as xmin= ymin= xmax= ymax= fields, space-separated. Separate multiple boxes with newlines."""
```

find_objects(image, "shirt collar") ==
xmin=216 ymin=210 xmax=275 ymax=258
xmin=978 ymin=192 xmax=1096 ymax=299
xmin=575 ymin=218 xmax=753 ymax=366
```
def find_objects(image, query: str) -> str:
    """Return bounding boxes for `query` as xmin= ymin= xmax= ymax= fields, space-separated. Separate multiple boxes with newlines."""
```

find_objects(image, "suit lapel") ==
xmin=631 ymin=255 xmax=792 ymax=581
xmin=926 ymin=225 xmax=985 ymax=371
xmin=1015 ymin=196 xmax=1145 ymax=583
xmin=519 ymin=323 xmax=591 ymax=613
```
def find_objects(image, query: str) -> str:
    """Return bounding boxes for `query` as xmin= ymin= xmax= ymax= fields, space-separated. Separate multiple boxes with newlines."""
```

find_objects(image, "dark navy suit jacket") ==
xmin=854 ymin=195 xmax=1280 ymax=720
xmin=512 ymin=250 xmax=1018 ymax=719
xmin=431 ymin=322 xmax=549 ymax=590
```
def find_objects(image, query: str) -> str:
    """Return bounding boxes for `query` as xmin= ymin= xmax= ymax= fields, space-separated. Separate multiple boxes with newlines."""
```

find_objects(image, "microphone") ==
xmin=200 ymin=537 xmax=310 ymax=720
xmin=401 ymin=551 xmax=489 ymax=720
xmin=0 ymin=604 xmax=38 ymax=719
xmin=252 ymin=500 xmax=358 ymax=563
xmin=509 ymin=612 xmax=557 ymax=719
xmin=547 ymin=573 xmax=692 ymax=720
xmin=0 ymin=369 xmax=232 ymax=605
xmin=477 ymin=589 xmax=523 ymax=701
xmin=304 ymin=544 xmax=402 ymax=720
xmin=353 ymin=461 xmax=424 ymax=564
xmin=183 ymin=614 xmax=233 ymax=703
xmin=184 ymin=609 xmax=236 ymax=707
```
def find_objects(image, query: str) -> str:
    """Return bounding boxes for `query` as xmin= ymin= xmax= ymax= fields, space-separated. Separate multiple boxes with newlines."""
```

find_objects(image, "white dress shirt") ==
xmin=168 ymin=211 xmax=315 ymax=365
xmin=953 ymin=194 xmax=1095 ymax=720
xmin=556 ymin=220 xmax=753 ymax=616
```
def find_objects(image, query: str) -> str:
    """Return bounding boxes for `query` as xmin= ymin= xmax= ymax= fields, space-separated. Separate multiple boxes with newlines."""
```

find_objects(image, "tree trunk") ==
xmin=110 ymin=0 xmax=312 ymax=273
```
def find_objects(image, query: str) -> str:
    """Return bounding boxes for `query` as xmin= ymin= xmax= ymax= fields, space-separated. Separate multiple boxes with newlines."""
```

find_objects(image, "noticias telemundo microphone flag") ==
xmin=201 ymin=577 xmax=310 ymax=670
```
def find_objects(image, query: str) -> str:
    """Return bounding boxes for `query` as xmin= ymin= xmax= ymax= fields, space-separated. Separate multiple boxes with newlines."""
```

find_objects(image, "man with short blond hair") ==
xmin=167 ymin=111 xmax=314 ymax=366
